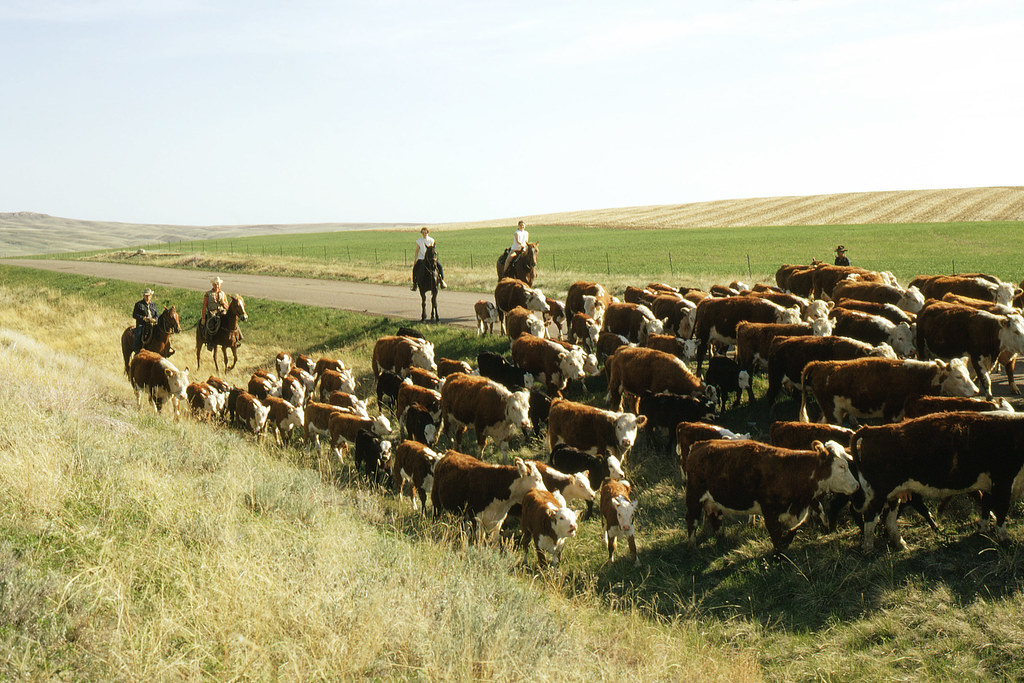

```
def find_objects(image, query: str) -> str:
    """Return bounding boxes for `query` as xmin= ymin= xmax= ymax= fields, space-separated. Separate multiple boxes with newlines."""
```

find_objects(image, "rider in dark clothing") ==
xmin=834 ymin=245 xmax=850 ymax=266
xmin=132 ymin=288 xmax=158 ymax=353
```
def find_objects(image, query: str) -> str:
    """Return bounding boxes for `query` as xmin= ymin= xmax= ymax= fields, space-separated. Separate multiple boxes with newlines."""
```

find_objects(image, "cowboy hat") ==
xmin=211 ymin=277 xmax=224 ymax=286
xmin=835 ymin=245 xmax=847 ymax=253
xmin=142 ymin=288 xmax=154 ymax=296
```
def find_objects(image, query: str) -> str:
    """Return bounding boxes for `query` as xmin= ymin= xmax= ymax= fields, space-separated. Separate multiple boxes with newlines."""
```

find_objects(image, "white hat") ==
xmin=211 ymin=277 xmax=223 ymax=286
xmin=142 ymin=288 xmax=154 ymax=296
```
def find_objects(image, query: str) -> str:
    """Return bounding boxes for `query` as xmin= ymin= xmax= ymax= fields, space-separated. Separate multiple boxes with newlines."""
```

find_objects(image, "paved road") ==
xmin=1 ymin=259 xmax=483 ymax=328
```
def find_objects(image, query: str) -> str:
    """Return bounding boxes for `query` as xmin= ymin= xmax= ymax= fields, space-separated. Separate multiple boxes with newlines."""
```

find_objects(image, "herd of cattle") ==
xmin=125 ymin=261 xmax=1024 ymax=564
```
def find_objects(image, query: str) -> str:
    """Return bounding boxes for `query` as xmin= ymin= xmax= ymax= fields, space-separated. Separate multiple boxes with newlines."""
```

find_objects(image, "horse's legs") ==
xmin=420 ymin=289 xmax=427 ymax=322
xmin=431 ymin=289 xmax=439 ymax=321
xmin=227 ymin=346 xmax=238 ymax=371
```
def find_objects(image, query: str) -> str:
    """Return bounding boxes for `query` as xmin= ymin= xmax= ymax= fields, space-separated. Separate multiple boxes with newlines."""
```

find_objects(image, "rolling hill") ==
xmin=4 ymin=187 xmax=1022 ymax=257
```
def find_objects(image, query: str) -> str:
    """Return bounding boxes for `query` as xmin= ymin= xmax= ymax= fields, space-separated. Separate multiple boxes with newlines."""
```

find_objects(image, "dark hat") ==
xmin=835 ymin=245 xmax=847 ymax=253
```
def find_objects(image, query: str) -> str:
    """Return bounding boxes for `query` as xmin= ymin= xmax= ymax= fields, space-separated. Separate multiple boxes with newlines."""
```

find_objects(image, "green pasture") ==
xmin=5 ymin=263 xmax=1024 ymax=680
xmin=98 ymin=220 xmax=1024 ymax=286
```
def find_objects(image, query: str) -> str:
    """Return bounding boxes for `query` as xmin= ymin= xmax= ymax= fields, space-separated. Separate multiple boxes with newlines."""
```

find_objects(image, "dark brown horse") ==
xmin=416 ymin=244 xmax=440 ymax=322
xmin=496 ymin=241 xmax=539 ymax=286
xmin=120 ymin=305 xmax=181 ymax=374
xmin=196 ymin=295 xmax=248 ymax=372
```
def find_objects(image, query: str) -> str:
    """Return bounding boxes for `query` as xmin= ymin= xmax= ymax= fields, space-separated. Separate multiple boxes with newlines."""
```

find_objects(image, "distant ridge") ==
xmin=431 ymin=187 xmax=1024 ymax=231
xmin=3 ymin=187 xmax=1022 ymax=256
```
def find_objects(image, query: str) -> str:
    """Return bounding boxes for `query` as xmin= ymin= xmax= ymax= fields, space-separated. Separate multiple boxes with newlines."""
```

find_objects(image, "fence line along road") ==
xmin=1 ymin=259 xmax=482 ymax=329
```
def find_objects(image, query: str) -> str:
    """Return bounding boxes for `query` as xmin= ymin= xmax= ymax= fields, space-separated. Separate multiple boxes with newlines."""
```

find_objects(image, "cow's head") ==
xmin=868 ymin=342 xmax=898 ymax=359
xmin=804 ymin=299 xmax=832 ymax=321
xmin=410 ymin=342 xmax=437 ymax=373
xmin=506 ymin=389 xmax=533 ymax=432
xmin=557 ymin=348 xmax=587 ymax=382
xmin=276 ymin=353 xmax=292 ymax=378
xmin=898 ymin=286 xmax=925 ymax=313
xmin=512 ymin=458 xmax=545 ymax=500
xmin=525 ymin=288 xmax=549 ymax=313
xmin=377 ymin=439 xmax=393 ymax=467
xmin=936 ymin=357 xmax=979 ymax=396
xmin=815 ymin=440 xmax=859 ymax=496
xmin=994 ymin=280 xmax=1015 ymax=306
xmin=640 ymin=316 xmax=664 ymax=341
xmin=582 ymin=295 xmax=606 ymax=326
xmin=583 ymin=317 xmax=600 ymax=347
xmin=776 ymin=305 xmax=802 ymax=325
xmin=163 ymin=362 xmax=190 ymax=400
xmin=282 ymin=404 xmax=304 ymax=431
xmin=525 ymin=313 xmax=545 ymax=338
xmin=611 ymin=487 xmax=636 ymax=534
xmin=253 ymin=401 xmax=271 ymax=431
xmin=606 ymin=455 xmax=625 ymax=480
xmin=810 ymin=316 xmax=834 ymax=336
xmin=550 ymin=505 xmax=578 ymax=542
xmin=372 ymin=414 xmax=393 ymax=436
xmin=887 ymin=322 xmax=916 ymax=357
xmin=997 ymin=313 xmax=1024 ymax=355
xmin=613 ymin=412 xmax=647 ymax=450
xmin=563 ymin=471 xmax=597 ymax=502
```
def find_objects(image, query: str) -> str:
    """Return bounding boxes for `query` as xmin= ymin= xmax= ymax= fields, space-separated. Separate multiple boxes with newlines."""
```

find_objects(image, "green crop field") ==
xmin=70 ymin=220 xmax=1024 ymax=293
xmin=4 ymin=261 xmax=1024 ymax=680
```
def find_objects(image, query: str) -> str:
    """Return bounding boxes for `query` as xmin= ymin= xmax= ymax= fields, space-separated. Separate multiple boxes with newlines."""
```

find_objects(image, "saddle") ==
xmin=140 ymin=323 xmax=154 ymax=346
xmin=205 ymin=313 xmax=222 ymax=339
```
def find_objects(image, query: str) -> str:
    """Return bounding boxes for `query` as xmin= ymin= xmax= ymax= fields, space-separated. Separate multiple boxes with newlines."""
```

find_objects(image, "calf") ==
xmin=440 ymin=373 xmax=532 ymax=454
xmin=304 ymin=400 xmax=347 ymax=450
xmin=328 ymin=412 xmax=392 ymax=460
xmin=521 ymin=488 xmax=578 ymax=568
xmin=832 ymin=300 xmax=915 ymax=326
xmin=510 ymin=334 xmax=586 ymax=396
xmin=128 ymin=350 xmax=190 ymax=420
xmin=606 ymin=346 xmax=711 ymax=413
xmin=735 ymin=321 xmax=814 ymax=375
xmin=686 ymin=439 xmax=858 ymax=552
xmin=263 ymin=396 xmax=304 ymax=445
xmin=375 ymin=370 xmax=405 ymax=411
xmin=504 ymin=305 xmax=546 ymax=340
xmin=477 ymin=351 xmax=533 ymax=391
xmin=902 ymin=394 xmax=1013 ymax=419
xmin=431 ymin=451 xmax=545 ymax=542
xmin=392 ymin=440 xmax=441 ymax=511
xmin=769 ymin=421 xmax=855 ymax=450
xmin=280 ymin=374 xmax=306 ymax=407
xmin=275 ymin=352 xmax=292 ymax=378
xmin=186 ymin=381 xmax=222 ymax=419
xmin=675 ymin=422 xmax=748 ymax=483
xmin=602 ymin=302 xmax=664 ymax=344
xmin=799 ymin=357 xmax=978 ymax=425
xmin=829 ymin=308 xmax=915 ymax=357
xmin=248 ymin=371 xmax=282 ymax=401
xmin=235 ymin=392 xmax=271 ymax=435
xmin=595 ymin=331 xmax=630 ymax=361
xmin=568 ymin=312 xmax=601 ymax=352
xmin=544 ymin=297 xmax=567 ymax=340
xmin=475 ymin=300 xmax=500 ymax=335
xmin=910 ymin=274 xmax=1015 ymax=306
xmin=354 ymin=428 xmax=392 ymax=484
xmin=693 ymin=295 xmax=802 ymax=371
xmin=527 ymin=461 xmax=597 ymax=507
xmin=493 ymin=278 xmax=549 ymax=321
xmin=318 ymin=367 xmax=356 ymax=400
xmin=637 ymin=391 xmax=717 ymax=449
xmin=650 ymin=294 xmax=697 ymax=338
xmin=313 ymin=356 xmax=347 ymax=379
xmin=371 ymin=335 xmax=436 ymax=377
xmin=550 ymin=444 xmax=624 ymax=518
xmin=396 ymin=383 xmax=443 ymax=428
xmin=547 ymin=397 xmax=647 ymax=461
xmin=600 ymin=479 xmax=639 ymax=565
xmin=644 ymin=334 xmax=698 ymax=364
xmin=831 ymin=280 xmax=925 ymax=313
xmin=528 ymin=389 xmax=552 ymax=438
xmin=565 ymin=281 xmax=612 ymax=325
xmin=703 ymin=355 xmax=751 ymax=409
xmin=437 ymin=358 xmax=473 ymax=378
xmin=326 ymin=391 xmax=370 ymax=417
xmin=404 ymin=404 xmax=440 ymax=446
xmin=852 ymin=412 xmax=1024 ymax=551
xmin=407 ymin=367 xmax=441 ymax=390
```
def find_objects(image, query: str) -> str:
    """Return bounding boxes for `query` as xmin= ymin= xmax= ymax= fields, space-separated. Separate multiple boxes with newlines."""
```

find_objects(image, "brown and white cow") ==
xmin=693 ymin=295 xmax=802 ymax=370
xmin=595 ymin=331 xmax=631 ymax=361
xmin=437 ymin=357 xmax=473 ymax=378
xmin=602 ymin=302 xmax=664 ymax=344
xmin=910 ymin=274 xmax=1015 ymax=306
xmin=547 ymin=397 xmax=647 ymax=461
xmin=510 ymin=334 xmax=587 ymax=396
xmin=768 ymin=421 xmax=855 ymax=450
xmin=811 ymin=265 xmax=883 ymax=301
xmin=600 ymin=479 xmax=639 ymax=565
xmin=799 ymin=356 xmax=978 ymax=425
xmin=776 ymin=261 xmax=823 ymax=297
xmin=650 ymin=293 xmax=697 ymax=339
xmin=263 ymin=395 xmax=305 ymax=445
xmin=304 ymin=400 xmax=347 ymax=450
xmin=685 ymin=439 xmax=858 ymax=552
xmin=235 ymin=391 xmax=271 ymax=435
xmin=568 ymin=312 xmax=601 ymax=352
xmin=565 ymin=281 xmax=612 ymax=326
xmin=317 ymin=367 xmax=356 ymax=400
xmin=430 ymin=451 xmax=544 ymax=542
xmin=493 ymin=278 xmax=549 ymax=322
xmin=186 ymin=381 xmax=223 ymax=418
xmin=129 ymin=350 xmax=190 ymax=420
xmin=674 ymin=422 xmax=747 ymax=483
xmin=521 ymin=488 xmax=579 ymax=568
xmin=851 ymin=412 xmax=1024 ymax=551
xmin=544 ymin=297 xmax=567 ymax=340
xmin=274 ymin=352 xmax=292 ymax=379
xmin=247 ymin=370 xmax=282 ymax=401
xmin=392 ymin=440 xmax=440 ymax=512
xmin=605 ymin=346 xmax=710 ymax=412
xmin=504 ymin=305 xmax=546 ymax=340
xmin=832 ymin=300 xmax=915 ymax=327
xmin=902 ymin=394 xmax=1013 ymax=418
xmin=735 ymin=321 xmax=814 ymax=375
xmin=525 ymin=461 xmax=597 ymax=507
xmin=326 ymin=390 xmax=370 ymax=417
xmin=915 ymin=300 xmax=1024 ymax=397
xmin=327 ymin=411 xmax=392 ymax=459
xmin=371 ymin=335 xmax=436 ymax=377
xmin=644 ymin=333 xmax=699 ymax=364
xmin=831 ymin=280 xmax=925 ymax=313
xmin=475 ymin=300 xmax=500 ymax=335
xmin=439 ymin=373 xmax=531 ymax=454
xmin=406 ymin=366 xmax=440 ymax=390
xmin=829 ymin=308 xmax=915 ymax=358
xmin=396 ymin=382 xmax=443 ymax=425
xmin=765 ymin=335 xmax=898 ymax=411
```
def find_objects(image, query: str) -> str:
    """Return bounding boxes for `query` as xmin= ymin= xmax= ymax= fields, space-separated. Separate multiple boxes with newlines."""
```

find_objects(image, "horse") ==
xmin=195 ymin=295 xmax=249 ymax=372
xmin=120 ymin=305 xmax=181 ymax=374
xmin=496 ymin=241 xmax=539 ymax=286
xmin=415 ymin=244 xmax=440 ymax=322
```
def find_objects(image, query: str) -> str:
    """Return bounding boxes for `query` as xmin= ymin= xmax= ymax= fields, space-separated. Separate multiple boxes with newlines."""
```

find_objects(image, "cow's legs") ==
xmin=884 ymin=503 xmax=907 ymax=549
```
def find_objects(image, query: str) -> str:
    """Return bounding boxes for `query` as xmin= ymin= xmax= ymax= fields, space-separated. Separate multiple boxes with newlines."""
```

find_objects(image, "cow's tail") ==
xmin=798 ymin=362 xmax=817 ymax=423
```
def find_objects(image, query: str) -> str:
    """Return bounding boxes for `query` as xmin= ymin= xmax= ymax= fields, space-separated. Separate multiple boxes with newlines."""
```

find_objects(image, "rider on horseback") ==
xmin=202 ymin=277 xmax=229 ymax=350
xmin=500 ymin=220 xmax=529 ymax=275
xmin=411 ymin=226 xmax=447 ymax=290
xmin=132 ymin=288 xmax=157 ymax=353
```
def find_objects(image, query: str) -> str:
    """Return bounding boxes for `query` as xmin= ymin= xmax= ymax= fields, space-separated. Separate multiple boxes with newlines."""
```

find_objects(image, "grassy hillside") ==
xmin=4 ymin=264 xmax=1024 ymax=680
xmin=6 ymin=186 xmax=1023 ymax=258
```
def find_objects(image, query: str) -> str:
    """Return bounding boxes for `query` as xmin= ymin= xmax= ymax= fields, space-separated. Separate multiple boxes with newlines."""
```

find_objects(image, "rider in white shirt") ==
xmin=503 ymin=220 xmax=529 ymax=273
xmin=411 ymin=226 xmax=447 ymax=290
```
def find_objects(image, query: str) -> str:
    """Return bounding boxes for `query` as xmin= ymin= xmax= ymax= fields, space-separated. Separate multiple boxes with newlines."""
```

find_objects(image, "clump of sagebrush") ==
xmin=0 ymin=281 xmax=756 ymax=681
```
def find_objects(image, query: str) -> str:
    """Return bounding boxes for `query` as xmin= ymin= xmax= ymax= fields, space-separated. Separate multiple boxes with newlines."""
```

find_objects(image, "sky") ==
xmin=1 ymin=0 xmax=1021 ymax=226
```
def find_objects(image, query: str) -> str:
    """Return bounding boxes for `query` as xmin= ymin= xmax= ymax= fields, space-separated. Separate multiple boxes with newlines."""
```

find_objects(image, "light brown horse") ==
xmin=120 ymin=305 xmax=181 ymax=374
xmin=496 ymin=241 xmax=539 ymax=286
xmin=196 ymin=295 xmax=248 ymax=372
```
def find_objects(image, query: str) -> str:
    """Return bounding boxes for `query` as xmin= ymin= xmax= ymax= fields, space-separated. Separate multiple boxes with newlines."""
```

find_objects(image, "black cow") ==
xmin=477 ymin=351 xmax=533 ymax=390
xmin=354 ymin=429 xmax=392 ymax=486
xmin=549 ymin=443 xmax=625 ymax=519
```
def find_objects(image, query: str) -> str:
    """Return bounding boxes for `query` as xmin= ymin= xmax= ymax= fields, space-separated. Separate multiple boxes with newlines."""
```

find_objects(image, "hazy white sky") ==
xmin=1 ymin=0 xmax=1021 ymax=225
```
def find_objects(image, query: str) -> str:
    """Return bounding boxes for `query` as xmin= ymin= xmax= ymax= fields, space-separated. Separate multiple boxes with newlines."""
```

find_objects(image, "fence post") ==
xmin=747 ymin=253 xmax=752 ymax=278
xmin=605 ymin=252 xmax=610 ymax=275
xmin=552 ymin=254 xmax=555 ymax=271
xmin=952 ymin=259 xmax=956 ymax=275
xmin=668 ymin=251 xmax=673 ymax=274
xmin=375 ymin=248 xmax=378 ymax=264
xmin=470 ymin=253 xmax=474 ymax=269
